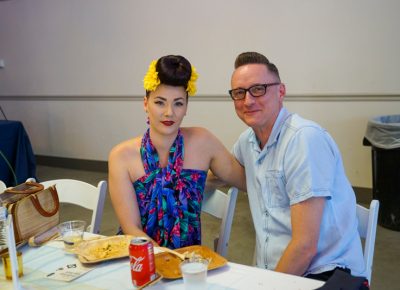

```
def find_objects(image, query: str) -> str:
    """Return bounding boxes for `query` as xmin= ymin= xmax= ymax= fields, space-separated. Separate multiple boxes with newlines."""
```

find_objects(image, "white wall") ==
xmin=1 ymin=1 xmax=400 ymax=189
xmin=1 ymin=1 xmax=400 ymax=95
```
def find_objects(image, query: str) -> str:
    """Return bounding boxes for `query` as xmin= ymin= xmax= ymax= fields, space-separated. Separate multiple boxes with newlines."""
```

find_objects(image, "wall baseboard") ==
xmin=36 ymin=155 xmax=108 ymax=173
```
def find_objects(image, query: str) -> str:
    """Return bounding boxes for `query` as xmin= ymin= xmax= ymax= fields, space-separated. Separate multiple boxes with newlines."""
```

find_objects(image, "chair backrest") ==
xmin=356 ymin=199 xmax=379 ymax=283
xmin=0 ymin=180 xmax=6 ymax=192
xmin=202 ymin=187 xmax=238 ymax=258
xmin=38 ymin=179 xmax=107 ymax=234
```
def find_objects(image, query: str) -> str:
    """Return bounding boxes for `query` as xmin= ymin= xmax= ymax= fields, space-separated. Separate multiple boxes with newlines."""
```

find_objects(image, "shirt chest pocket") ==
xmin=265 ymin=171 xmax=290 ymax=208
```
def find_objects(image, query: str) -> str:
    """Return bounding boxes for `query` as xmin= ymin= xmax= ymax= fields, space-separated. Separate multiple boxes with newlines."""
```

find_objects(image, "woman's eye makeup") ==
xmin=152 ymin=96 xmax=185 ymax=107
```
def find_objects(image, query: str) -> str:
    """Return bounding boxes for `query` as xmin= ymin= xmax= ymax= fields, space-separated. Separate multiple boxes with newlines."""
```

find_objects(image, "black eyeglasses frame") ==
xmin=228 ymin=83 xmax=281 ymax=100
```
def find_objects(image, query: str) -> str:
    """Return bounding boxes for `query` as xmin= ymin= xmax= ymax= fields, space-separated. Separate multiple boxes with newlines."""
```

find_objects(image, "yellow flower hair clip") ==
xmin=186 ymin=65 xmax=198 ymax=96
xmin=143 ymin=60 xmax=199 ymax=96
xmin=143 ymin=60 xmax=160 ymax=92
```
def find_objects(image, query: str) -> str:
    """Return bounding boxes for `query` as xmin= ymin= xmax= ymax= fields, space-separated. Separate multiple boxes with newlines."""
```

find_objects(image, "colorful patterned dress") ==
xmin=133 ymin=129 xmax=207 ymax=249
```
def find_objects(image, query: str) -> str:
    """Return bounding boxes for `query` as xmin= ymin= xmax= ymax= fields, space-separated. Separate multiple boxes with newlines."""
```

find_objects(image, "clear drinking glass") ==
xmin=58 ymin=220 xmax=86 ymax=250
xmin=179 ymin=258 xmax=209 ymax=290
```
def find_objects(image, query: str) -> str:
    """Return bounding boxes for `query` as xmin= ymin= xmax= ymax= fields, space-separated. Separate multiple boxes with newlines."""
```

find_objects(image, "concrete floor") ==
xmin=36 ymin=165 xmax=400 ymax=290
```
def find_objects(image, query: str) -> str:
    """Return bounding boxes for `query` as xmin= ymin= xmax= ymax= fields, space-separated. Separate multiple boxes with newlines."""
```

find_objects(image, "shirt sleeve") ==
xmin=283 ymin=126 xmax=337 ymax=205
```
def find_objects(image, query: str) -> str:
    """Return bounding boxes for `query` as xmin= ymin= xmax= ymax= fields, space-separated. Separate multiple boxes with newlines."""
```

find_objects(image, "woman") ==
xmin=109 ymin=55 xmax=245 ymax=249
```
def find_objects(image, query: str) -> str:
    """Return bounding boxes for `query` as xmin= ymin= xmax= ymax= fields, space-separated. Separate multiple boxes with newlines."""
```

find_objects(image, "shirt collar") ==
xmin=266 ymin=107 xmax=291 ymax=148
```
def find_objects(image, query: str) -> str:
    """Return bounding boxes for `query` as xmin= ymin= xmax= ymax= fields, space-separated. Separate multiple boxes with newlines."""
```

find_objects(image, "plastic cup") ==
xmin=179 ymin=258 xmax=209 ymax=290
xmin=58 ymin=220 xmax=86 ymax=250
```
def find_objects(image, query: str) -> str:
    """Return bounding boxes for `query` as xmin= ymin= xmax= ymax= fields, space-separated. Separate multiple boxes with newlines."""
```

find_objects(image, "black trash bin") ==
xmin=363 ymin=114 xmax=400 ymax=231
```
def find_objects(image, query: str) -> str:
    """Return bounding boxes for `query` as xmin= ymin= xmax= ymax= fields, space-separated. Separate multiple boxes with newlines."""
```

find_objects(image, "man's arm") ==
xmin=274 ymin=197 xmax=325 ymax=275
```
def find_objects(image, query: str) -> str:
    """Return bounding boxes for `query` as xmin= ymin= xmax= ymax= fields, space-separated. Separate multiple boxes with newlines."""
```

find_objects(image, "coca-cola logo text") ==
xmin=131 ymin=256 xmax=145 ymax=272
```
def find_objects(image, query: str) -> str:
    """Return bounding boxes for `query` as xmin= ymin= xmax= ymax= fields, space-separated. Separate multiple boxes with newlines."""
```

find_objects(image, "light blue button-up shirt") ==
xmin=233 ymin=108 xmax=365 ymax=276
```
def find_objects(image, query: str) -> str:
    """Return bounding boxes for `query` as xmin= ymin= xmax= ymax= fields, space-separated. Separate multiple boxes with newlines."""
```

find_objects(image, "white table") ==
xmin=0 ymin=240 xmax=324 ymax=290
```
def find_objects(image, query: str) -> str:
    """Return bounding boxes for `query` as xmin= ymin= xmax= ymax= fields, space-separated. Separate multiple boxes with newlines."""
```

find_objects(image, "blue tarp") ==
xmin=0 ymin=120 xmax=37 ymax=187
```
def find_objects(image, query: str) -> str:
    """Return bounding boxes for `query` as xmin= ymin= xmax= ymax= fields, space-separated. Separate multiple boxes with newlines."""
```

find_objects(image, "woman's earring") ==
xmin=146 ymin=116 xmax=150 ymax=125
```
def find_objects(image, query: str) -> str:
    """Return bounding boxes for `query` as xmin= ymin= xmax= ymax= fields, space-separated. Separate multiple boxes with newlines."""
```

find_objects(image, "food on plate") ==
xmin=77 ymin=235 xmax=131 ymax=261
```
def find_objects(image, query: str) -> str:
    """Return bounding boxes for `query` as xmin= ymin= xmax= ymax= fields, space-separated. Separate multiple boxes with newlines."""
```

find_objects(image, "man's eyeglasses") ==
xmin=228 ymin=83 xmax=280 ymax=100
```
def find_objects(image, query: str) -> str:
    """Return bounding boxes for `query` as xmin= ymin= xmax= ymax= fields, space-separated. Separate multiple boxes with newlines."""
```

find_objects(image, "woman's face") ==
xmin=144 ymin=84 xmax=188 ymax=135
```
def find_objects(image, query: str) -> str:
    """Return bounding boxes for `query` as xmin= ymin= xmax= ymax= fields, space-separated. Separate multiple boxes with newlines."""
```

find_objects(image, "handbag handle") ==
xmin=5 ymin=182 xmax=44 ymax=195
xmin=29 ymin=185 xmax=60 ymax=217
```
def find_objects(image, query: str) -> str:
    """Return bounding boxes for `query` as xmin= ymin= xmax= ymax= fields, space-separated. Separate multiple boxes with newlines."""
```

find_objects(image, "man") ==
xmin=229 ymin=52 xmax=366 ymax=282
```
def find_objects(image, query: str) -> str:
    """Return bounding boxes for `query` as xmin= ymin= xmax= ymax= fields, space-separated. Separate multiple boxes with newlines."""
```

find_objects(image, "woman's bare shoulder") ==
xmin=181 ymin=127 xmax=215 ymax=140
xmin=109 ymin=137 xmax=142 ymax=161
xmin=109 ymin=136 xmax=146 ymax=182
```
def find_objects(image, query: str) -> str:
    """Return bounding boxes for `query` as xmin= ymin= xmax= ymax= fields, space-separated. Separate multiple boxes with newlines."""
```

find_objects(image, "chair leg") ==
xmin=214 ymin=237 xmax=219 ymax=252
xmin=252 ymin=245 xmax=257 ymax=266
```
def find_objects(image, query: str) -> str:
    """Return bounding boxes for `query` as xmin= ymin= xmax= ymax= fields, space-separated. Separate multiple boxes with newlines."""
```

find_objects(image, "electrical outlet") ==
xmin=0 ymin=59 xmax=5 ymax=68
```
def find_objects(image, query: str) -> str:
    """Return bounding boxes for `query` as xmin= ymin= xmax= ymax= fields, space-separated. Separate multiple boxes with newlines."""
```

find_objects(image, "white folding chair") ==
xmin=202 ymin=187 xmax=238 ymax=258
xmin=32 ymin=179 xmax=107 ymax=234
xmin=356 ymin=199 xmax=379 ymax=283
xmin=0 ymin=180 xmax=6 ymax=192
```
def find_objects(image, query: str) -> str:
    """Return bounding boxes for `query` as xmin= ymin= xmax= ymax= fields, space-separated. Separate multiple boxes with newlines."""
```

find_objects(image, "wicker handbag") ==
xmin=0 ymin=182 xmax=60 ymax=244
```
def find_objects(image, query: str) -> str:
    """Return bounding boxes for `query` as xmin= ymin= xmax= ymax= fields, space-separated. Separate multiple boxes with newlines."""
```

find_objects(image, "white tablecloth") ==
xmin=0 ymin=240 xmax=324 ymax=290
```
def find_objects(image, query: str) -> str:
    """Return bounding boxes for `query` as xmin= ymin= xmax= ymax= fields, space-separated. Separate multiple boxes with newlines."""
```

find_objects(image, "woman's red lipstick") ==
xmin=161 ymin=121 xmax=175 ymax=126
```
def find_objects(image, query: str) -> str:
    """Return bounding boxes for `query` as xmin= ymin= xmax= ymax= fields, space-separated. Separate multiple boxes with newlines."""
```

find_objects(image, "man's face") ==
xmin=231 ymin=64 xmax=285 ymax=131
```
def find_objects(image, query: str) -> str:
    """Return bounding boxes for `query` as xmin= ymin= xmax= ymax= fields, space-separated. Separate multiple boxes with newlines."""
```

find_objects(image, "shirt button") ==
xmin=265 ymin=211 xmax=269 ymax=217
xmin=265 ymin=236 xmax=269 ymax=242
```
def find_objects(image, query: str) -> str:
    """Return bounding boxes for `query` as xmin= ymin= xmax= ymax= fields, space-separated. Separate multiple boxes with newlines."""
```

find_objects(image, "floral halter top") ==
xmin=133 ymin=129 xmax=207 ymax=249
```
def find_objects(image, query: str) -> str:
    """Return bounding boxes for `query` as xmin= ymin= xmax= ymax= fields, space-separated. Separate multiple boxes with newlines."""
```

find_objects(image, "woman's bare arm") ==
xmin=108 ymin=141 xmax=151 ymax=239
xmin=205 ymin=131 xmax=246 ymax=192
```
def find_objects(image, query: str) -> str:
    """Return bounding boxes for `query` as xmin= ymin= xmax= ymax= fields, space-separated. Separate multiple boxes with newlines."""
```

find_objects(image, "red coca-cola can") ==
xmin=129 ymin=237 xmax=156 ymax=287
